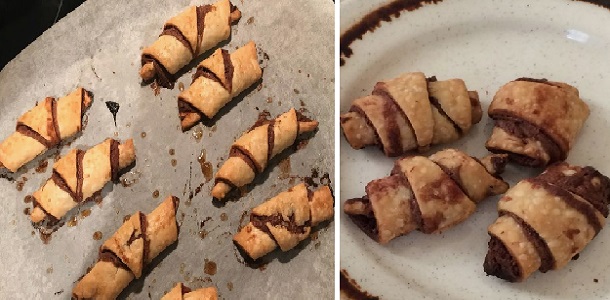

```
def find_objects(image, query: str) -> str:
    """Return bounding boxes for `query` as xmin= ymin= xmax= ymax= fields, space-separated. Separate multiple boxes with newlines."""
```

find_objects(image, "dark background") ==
xmin=0 ymin=0 xmax=85 ymax=70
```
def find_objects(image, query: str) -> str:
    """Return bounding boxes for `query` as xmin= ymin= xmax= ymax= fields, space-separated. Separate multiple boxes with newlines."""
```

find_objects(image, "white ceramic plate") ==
xmin=340 ymin=0 xmax=610 ymax=299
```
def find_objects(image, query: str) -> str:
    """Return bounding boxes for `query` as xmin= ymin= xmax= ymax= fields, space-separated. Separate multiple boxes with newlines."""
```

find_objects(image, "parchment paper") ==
xmin=0 ymin=0 xmax=334 ymax=299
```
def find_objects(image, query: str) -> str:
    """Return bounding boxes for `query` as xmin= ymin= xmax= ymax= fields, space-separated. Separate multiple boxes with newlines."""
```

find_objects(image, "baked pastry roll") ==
xmin=140 ymin=0 xmax=241 ymax=88
xmin=72 ymin=196 xmax=179 ymax=299
xmin=344 ymin=149 xmax=509 ymax=244
xmin=484 ymin=162 xmax=610 ymax=282
xmin=340 ymin=72 xmax=482 ymax=156
xmin=161 ymin=283 xmax=217 ymax=300
xmin=486 ymin=78 xmax=590 ymax=167
xmin=29 ymin=138 xmax=136 ymax=223
xmin=212 ymin=108 xmax=318 ymax=200
xmin=178 ymin=41 xmax=262 ymax=130
xmin=0 ymin=88 xmax=92 ymax=172
xmin=234 ymin=183 xmax=334 ymax=260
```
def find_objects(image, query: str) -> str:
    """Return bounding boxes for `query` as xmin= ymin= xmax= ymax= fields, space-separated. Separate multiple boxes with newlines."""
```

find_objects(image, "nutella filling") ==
xmin=266 ymin=121 xmax=275 ymax=162
xmin=161 ymin=26 xmax=193 ymax=56
xmin=195 ymin=5 xmax=215 ymax=54
xmin=538 ymin=165 xmax=610 ymax=217
xmin=192 ymin=66 xmax=223 ymax=85
xmin=484 ymin=234 xmax=522 ymax=282
xmin=51 ymin=170 xmax=78 ymax=202
xmin=141 ymin=54 xmax=174 ymax=88
xmin=489 ymin=111 xmax=563 ymax=166
xmin=528 ymin=178 xmax=602 ymax=234
xmin=250 ymin=213 xmax=309 ymax=235
xmin=432 ymin=162 xmax=469 ymax=200
xmin=177 ymin=98 xmax=205 ymax=121
xmin=32 ymin=199 xmax=59 ymax=223
xmin=110 ymin=139 xmax=120 ymax=182
xmin=500 ymin=210 xmax=555 ymax=272
xmin=16 ymin=123 xmax=52 ymax=148
xmin=372 ymin=84 xmax=414 ymax=155
xmin=429 ymin=96 xmax=463 ymax=135
xmin=48 ymin=97 xmax=61 ymax=144
xmin=230 ymin=145 xmax=260 ymax=174
xmin=348 ymin=105 xmax=382 ymax=150
xmin=344 ymin=197 xmax=379 ymax=242
xmin=221 ymin=49 xmax=234 ymax=93
xmin=98 ymin=250 xmax=130 ymax=271
xmin=75 ymin=149 xmax=85 ymax=202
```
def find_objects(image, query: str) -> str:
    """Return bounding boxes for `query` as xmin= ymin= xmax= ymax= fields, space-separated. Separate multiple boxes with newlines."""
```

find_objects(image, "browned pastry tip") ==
xmin=298 ymin=120 xmax=319 ymax=134
xmin=344 ymin=149 xmax=508 ymax=244
xmin=340 ymin=72 xmax=482 ymax=156
xmin=139 ymin=62 xmax=156 ymax=81
xmin=72 ymin=196 xmax=179 ymax=299
xmin=484 ymin=162 xmax=610 ymax=282
xmin=233 ymin=183 xmax=334 ymax=260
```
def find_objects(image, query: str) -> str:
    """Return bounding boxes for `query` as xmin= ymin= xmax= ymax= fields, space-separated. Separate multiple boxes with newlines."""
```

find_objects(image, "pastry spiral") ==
xmin=29 ymin=138 xmax=136 ymax=223
xmin=0 ymin=87 xmax=92 ymax=172
xmin=484 ymin=162 xmax=610 ymax=282
xmin=234 ymin=183 xmax=334 ymax=260
xmin=72 ymin=196 xmax=179 ymax=299
xmin=340 ymin=72 xmax=482 ymax=156
xmin=344 ymin=149 xmax=508 ymax=244
xmin=140 ymin=0 xmax=241 ymax=88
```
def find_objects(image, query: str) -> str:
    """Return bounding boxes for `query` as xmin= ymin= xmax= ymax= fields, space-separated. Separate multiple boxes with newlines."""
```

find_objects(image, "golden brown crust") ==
xmin=486 ymin=79 xmax=589 ymax=166
xmin=140 ymin=0 xmax=240 ymax=88
xmin=73 ymin=196 xmax=179 ymax=299
xmin=344 ymin=149 xmax=509 ymax=244
xmin=212 ymin=108 xmax=318 ymax=200
xmin=0 ymin=88 xmax=92 ymax=172
xmin=340 ymin=72 xmax=481 ymax=156
xmin=233 ymin=184 xmax=334 ymax=260
xmin=178 ymin=41 xmax=262 ymax=129
xmin=29 ymin=138 xmax=136 ymax=223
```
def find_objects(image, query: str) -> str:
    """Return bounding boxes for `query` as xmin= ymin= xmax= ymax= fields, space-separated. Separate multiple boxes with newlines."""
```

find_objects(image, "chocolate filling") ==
xmin=161 ymin=26 xmax=193 ymax=56
xmin=75 ymin=150 xmax=85 ymax=202
xmin=432 ymin=162 xmax=470 ymax=200
xmin=31 ymin=199 xmax=59 ymax=223
xmin=489 ymin=111 xmax=562 ymax=166
xmin=98 ymin=250 xmax=130 ymax=271
xmin=221 ymin=49 xmax=234 ymax=93
xmin=141 ymin=212 xmax=150 ymax=263
xmin=390 ymin=166 xmax=424 ymax=233
xmin=48 ymin=97 xmax=60 ymax=144
xmin=538 ymin=165 xmax=610 ymax=217
xmin=141 ymin=54 xmax=174 ymax=89
xmin=489 ymin=155 xmax=508 ymax=175
xmin=500 ymin=210 xmax=555 ymax=272
xmin=370 ymin=87 xmax=404 ymax=155
xmin=195 ymin=5 xmax=215 ymax=54
xmin=110 ymin=139 xmax=120 ymax=182
xmin=248 ymin=111 xmax=272 ymax=132
xmin=250 ymin=213 xmax=309 ymax=235
xmin=528 ymin=178 xmax=602 ymax=234
xmin=429 ymin=96 xmax=463 ymax=135
xmin=344 ymin=197 xmax=379 ymax=242
xmin=484 ymin=234 xmax=522 ymax=282
xmin=214 ymin=177 xmax=237 ymax=190
xmin=192 ymin=66 xmax=223 ymax=85
xmin=51 ymin=170 xmax=78 ymax=202
xmin=182 ymin=284 xmax=192 ymax=294
xmin=16 ymin=123 xmax=52 ymax=148
xmin=230 ymin=145 xmax=260 ymax=174
xmin=267 ymin=121 xmax=275 ymax=162
xmin=177 ymin=98 xmax=206 ymax=122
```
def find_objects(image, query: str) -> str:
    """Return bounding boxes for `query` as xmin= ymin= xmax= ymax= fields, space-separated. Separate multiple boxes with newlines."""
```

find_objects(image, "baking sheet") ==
xmin=0 ymin=0 xmax=334 ymax=299
xmin=340 ymin=0 xmax=610 ymax=299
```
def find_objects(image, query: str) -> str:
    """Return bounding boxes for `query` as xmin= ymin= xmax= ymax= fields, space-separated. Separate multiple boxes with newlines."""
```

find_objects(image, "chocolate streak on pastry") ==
xmin=267 ymin=121 xmax=275 ymax=162
xmin=498 ymin=210 xmax=555 ymax=273
xmin=98 ymin=250 xmax=130 ymax=271
xmin=373 ymin=83 xmax=418 ymax=151
xmin=251 ymin=213 xmax=309 ymax=235
xmin=527 ymin=178 xmax=602 ymax=234
xmin=16 ymin=124 xmax=52 ymax=148
xmin=48 ymin=98 xmax=60 ymax=145
xmin=110 ymin=140 xmax=120 ymax=182
xmin=230 ymin=146 xmax=259 ymax=174
xmin=141 ymin=55 xmax=174 ymax=88
xmin=161 ymin=26 xmax=194 ymax=56
xmin=51 ymin=171 xmax=78 ymax=203
xmin=192 ymin=66 xmax=223 ymax=85
xmin=429 ymin=96 xmax=463 ymax=135
xmin=75 ymin=150 xmax=85 ymax=202
xmin=195 ymin=5 xmax=215 ymax=54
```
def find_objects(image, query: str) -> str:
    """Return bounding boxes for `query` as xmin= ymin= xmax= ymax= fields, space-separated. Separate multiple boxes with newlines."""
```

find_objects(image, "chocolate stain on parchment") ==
xmin=340 ymin=269 xmax=380 ymax=300
xmin=105 ymin=101 xmax=120 ymax=126
xmin=340 ymin=0 xmax=443 ymax=66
